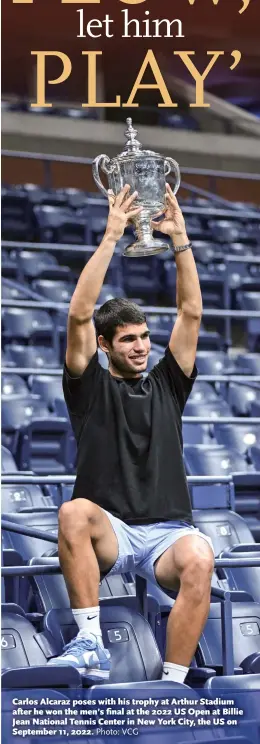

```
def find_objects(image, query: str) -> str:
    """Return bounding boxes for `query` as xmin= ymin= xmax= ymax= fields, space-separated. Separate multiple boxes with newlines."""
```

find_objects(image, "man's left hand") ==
xmin=151 ymin=183 xmax=187 ymax=241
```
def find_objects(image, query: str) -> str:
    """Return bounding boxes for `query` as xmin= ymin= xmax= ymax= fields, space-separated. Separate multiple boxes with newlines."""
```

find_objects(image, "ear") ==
xmin=98 ymin=335 xmax=110 ymax=355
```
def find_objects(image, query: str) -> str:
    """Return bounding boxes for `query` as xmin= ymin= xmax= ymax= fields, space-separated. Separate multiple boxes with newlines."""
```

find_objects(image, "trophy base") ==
xmin=123 ymin=239 xmax=169 ymax=258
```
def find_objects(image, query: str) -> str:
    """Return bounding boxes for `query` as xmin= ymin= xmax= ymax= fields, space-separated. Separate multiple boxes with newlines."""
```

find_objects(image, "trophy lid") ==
xmin=118 ymin=118 xmax=160 ymax=159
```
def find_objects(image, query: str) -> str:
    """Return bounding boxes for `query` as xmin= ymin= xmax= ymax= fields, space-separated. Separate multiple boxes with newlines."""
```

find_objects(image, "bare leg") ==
xmin=58 ymin=498 xmax=119 ymax=608
xmin=154 ymin=535 xmax=214 ymax=666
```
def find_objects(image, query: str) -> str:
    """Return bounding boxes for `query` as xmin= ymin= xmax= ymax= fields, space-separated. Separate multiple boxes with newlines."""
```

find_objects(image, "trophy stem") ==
xmin=123 ymin=209 xmax=169 ymax=258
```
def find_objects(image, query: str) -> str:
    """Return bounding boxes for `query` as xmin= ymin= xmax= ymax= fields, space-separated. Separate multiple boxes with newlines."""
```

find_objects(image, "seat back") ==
xmin=44 ymin=605 xmax=162 ymax=683
xmin=2 ymin=511 xmax=58 ymax=560
xmin=193 ymin=509 xmax=255 ymax=555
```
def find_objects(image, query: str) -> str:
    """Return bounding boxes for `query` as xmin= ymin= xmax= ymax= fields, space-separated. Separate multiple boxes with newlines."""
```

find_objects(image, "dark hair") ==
xmin=94 ymin=298 xmax=146 ymax=343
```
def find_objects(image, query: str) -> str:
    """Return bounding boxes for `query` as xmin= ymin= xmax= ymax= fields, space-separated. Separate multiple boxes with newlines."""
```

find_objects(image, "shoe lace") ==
xmin=62 ymin=633 xmax=97 ymax=657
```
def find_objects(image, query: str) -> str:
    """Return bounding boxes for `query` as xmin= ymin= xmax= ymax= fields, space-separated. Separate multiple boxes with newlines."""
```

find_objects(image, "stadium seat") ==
xmin=236 ymin=353 xmax=260 ymax=375
xmin=1 ymin=484 xmax=51 ymax=513
xmin=224 ymin=382 xmax=260 ymax=416
xmin=2 ymin=511 xmax=58 ymax=560
xmin=189 ymin=381 xmax=220 ymax=403
xmin=44 ymin=604 xmax=163 ymax=683
xmin=19 ymin=250 xmax=71 ymax=281
xmin=1 ymin=394 xmax=50 ymax=453
xmin=218 ymin=544 xmax=260 ymax=605
xmin=184 ymin=444 xmax=249 ymax=476
xmin=208 ymin=219 xmax=250 ymax=243
xmin=184 ymin=399 xmax=232 ymax=417
xmin=1 ymin=187 xmax=34 ymax=241
xmin=213 ymin=423 xmax=260 ymax=456
xmin=97 ymin=284 xmax=126 ymax=304
xmin=237 ymin=291 xmax=260 ymax=311
xmin=1 ymin=395 xmax=74 ymax=473
xmin=2 ymin=279 xmax=31 ymax=301
xmin=30 ymin=375 xmax=63 ymax=410
xmin=4 ymin=344 xmax=60 ymax=369
xmin=1 ymin=250 xmax=17 ymax=278
xmin=34 ymin=205 xmax=89 ymax=245
xmin=196 ymin=351 xmax=236 ymax=375
xmin=1 ymin=374 xmax=28 ymax=397
xmin=183 ymin=423 xmax=213 ymax=446
xmin=32 ymin=279 xmax=76 ymax=302
xmin=2 ymin=308 xmax=54 ymax=345
xmin=1 ymin=446 xmax=17 ymax=472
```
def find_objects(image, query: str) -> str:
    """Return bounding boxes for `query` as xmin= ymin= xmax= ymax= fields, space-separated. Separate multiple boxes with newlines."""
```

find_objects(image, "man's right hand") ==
xmin=105 ymin=184 xmax=142 ymax=243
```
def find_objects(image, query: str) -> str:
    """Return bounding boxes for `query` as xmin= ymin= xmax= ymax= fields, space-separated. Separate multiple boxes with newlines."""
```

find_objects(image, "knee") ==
xmin=58 ymin=499 xmax=95 ymax=539
xmin=180 ymin=549 xmax=214 ymax=604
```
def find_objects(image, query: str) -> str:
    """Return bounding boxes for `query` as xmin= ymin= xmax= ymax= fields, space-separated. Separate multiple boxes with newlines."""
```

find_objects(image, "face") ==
xmin=98 ymin=323 xmax=151 ymax=378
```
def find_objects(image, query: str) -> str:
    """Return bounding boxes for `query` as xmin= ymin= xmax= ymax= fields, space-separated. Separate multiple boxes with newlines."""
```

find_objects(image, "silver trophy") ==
xmin=92 ymin=118 xmax=181 ymax=257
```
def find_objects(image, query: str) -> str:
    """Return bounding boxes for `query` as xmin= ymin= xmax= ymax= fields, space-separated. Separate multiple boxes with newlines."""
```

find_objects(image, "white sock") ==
xmin=161 ymin=662 xmax=189 ymax=684
xmin=72 ymin=606 xmax=102 ymax=639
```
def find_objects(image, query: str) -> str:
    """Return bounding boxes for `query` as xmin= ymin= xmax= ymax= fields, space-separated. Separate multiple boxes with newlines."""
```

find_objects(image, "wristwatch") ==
xmin=173 ymin=241 xmax=192 ymax=254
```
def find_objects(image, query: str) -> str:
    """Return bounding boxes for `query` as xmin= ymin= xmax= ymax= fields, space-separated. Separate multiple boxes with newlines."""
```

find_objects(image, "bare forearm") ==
xmin=173 ymin=233 xmax=203 ymax=316
xmin=69 ymin=235 xmax=116 ymax=320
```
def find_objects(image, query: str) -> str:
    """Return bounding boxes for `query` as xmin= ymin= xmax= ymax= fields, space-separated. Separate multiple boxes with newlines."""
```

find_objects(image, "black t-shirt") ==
xmin=63 ymin=346 xmax=197 ymax=525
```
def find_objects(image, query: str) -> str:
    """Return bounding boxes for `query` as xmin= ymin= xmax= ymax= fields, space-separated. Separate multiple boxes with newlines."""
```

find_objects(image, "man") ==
xmin=48 ymin=183 xmax=214 ymax=683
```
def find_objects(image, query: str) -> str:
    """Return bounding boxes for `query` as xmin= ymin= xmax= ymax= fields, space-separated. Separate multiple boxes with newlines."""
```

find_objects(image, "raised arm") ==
xmin=152 ymin=184 xmax=202 ymax=378
xmin=66 ymin=185 xmax=142 ymax=376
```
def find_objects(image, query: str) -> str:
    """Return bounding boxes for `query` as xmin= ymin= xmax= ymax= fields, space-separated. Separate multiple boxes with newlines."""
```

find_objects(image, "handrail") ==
xmin=1 ymin=475 xmax=232 ymax=484
xmin=2 ymin=558 xmax=260 ymax=575
xmin=2 ymin=149 xmax=260 ymax=182
xmin=2 ymin=298 xmax=260 ymax=318
xmin=2 ymin=240 xmax=260 ymax=262
xmin=2 ymin=369 xmax=260 ymax=383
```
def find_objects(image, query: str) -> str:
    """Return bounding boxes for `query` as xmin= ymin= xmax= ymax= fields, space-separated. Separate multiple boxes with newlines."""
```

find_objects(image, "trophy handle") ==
xmin=164 ymin=157 xmax=181 ymax=196
xmin=92 ymin=154 xmax=123 ymax=199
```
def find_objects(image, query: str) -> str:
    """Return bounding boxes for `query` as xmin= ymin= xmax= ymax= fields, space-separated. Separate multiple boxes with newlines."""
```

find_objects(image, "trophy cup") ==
xmin=92 ymin=118 xmax=181 ymax=257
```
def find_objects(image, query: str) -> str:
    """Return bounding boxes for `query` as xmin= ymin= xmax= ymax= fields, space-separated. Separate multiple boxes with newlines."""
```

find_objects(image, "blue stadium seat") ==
xmin=189 ymin=381 xmax=220 ymax=403
xmin=183 ymin=423 xmax=213 ymax=446
xmin=1 ymin=187 xmax=34 ymax=241
xmin=77 ymin=202 xmax=108 ymax=245
xmin=97 ymin=284 xmax=126 ymax=304
xmin=208 ymin=219 xmax=250 ymax=243
xmin=184 ymin=399 xmax=232 ymax=417
xmin=30 ymin=375 xmax=63 ymax=410
xmin=225 ymin=383 xmax=260 ymax=416
xmin=1 ymin=250 xmax=17 ymax=278
xmin=34 ymin=205 xmax=88 ymax=244
xmin=213 ymin=423 xmax=260 ymax=456
xmin=122 ymin=256 xmax=161 ymax=303
xmin=44 ymin=605 xmax=163 ymax=683
xmin=250 ymin=446 xmax=260 ymax=471
xmin=146 ymin=314 xmax=172 ymax=345
xmin=2 ymin=308 xmax=54 ymax=345
xmin=237 ymin=291 xmax=260 ymax=311
xmin=19 ymin=250 xmax=71 ymax=281
xmin=32 ymin=278 xmax=75 ymax=302
xmin=1 ymin=446 xmax=17 ymax=472
xmin=236 ymin=353 xmax=260 ymax=375
xmin=184 ymin=444 xmax=248 ymax=476
xmin=4 ymin=344 xmax=60 ymax=369
xmin=2 ymin=394 xmax=50 ymax=453
xmin=2 ymin=279 xmax=31 ymax=301
xmin=2 ymin=511 xmax=58 ymax=560
xmin=2 ymin=374 xmax=28 ymax=397
xmin=196 ymin=351 xmax=236 ymax=375
xmin=218 ymin=544 xmax=260 ymax=605
xmin=1 ymin=484 xmax=50 ymax=513
xmin=1 ymin=395 xmax=74 ymax=473
xmin=193 ymin=509 xmax=255 ymax=556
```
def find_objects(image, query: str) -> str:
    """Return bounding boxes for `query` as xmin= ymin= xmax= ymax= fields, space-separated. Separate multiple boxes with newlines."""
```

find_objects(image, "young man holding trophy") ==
xmin=48 ymin=121 xmax=214 ymax=684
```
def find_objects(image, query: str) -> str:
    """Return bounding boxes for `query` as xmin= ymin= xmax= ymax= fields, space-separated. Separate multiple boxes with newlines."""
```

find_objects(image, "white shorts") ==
xmin=103 ymin=510 xmax=214 ymax=588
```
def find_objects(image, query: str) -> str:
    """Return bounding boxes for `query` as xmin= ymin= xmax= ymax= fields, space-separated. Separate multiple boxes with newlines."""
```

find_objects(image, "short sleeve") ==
xmin=150 ymin=345 xmax=198 ymax=414
xmin=62 ymin=350 xmax=102 ymax=418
